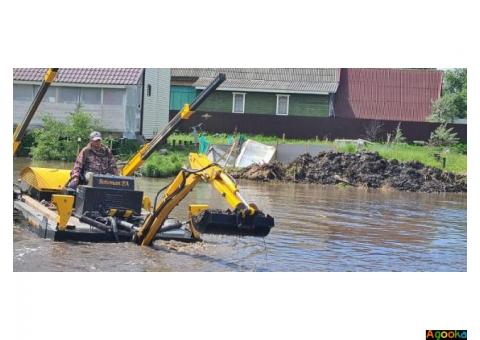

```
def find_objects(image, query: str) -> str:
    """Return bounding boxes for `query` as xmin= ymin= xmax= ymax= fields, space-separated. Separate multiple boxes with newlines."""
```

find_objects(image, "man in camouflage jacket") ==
xmin=68 ymin=131 xmax=118 ymax=189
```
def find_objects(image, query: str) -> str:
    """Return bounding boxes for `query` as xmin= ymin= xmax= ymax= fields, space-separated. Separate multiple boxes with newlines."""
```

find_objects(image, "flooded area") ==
xmin=13 ymin=158 xmax=467 ymax=271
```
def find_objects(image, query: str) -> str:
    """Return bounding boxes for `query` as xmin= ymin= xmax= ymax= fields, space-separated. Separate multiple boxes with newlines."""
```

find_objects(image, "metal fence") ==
xmin=171 ymin=111 xmax=467 ymax=143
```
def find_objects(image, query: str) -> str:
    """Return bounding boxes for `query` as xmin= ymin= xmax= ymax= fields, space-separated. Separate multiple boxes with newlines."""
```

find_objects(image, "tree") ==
xmin=31 ymin=105 xmax=102 ymax=161
xmin=428 ymin=124 xmax=459 ymax=147
xmin=429 ymin=68 xmax=467 ymax=123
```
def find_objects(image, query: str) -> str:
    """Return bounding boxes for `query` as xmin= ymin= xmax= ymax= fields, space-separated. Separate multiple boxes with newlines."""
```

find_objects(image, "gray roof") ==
xmin=13 ymin=68 xmax=143 ymax=85
xmin=172 ymin=68 xmax=340 ymax=94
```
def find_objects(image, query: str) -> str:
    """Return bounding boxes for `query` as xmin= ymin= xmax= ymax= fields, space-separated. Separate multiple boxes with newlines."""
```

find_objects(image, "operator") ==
xmin=68 ymin=131 xmax=119 ymax=189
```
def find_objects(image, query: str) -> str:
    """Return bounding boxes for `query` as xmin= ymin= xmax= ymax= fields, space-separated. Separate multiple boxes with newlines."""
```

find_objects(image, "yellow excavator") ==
xmin=14 ymin=70 xmax=274 ymax=246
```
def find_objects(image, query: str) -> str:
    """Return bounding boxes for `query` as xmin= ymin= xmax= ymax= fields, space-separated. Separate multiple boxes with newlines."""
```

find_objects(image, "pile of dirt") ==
xmin=230 ymin=152 xmax=466 ymax=193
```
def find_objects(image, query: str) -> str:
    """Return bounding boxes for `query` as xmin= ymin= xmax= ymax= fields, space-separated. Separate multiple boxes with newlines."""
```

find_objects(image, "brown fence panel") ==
xmin=170 ymin=111 xmax=467 ymax=143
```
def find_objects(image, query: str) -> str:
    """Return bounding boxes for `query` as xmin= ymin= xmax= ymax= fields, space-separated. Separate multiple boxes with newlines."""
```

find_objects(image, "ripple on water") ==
xmin=13 ymin=158 xmax=467 ymax=271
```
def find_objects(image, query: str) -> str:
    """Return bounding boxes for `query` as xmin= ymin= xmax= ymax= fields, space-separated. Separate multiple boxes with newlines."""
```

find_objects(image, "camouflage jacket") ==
xmin=71 ymin=143 xmax=119 ymax=180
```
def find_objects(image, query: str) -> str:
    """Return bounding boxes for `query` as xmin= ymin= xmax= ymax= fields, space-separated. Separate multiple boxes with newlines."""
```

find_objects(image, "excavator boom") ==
xmin=13 ymin=68 xmax=58 ymax=155
xmin=121 ymin=73 xmax=226 ymax=176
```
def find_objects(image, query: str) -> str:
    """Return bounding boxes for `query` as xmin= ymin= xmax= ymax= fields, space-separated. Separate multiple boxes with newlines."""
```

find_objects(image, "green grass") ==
xmin=368 ymin=143 xmax=466 ymax=174
xmin=139 ymin=146 xmax=192 ymax=177
xmin=168 ymin=132 xmax=336 ymax=146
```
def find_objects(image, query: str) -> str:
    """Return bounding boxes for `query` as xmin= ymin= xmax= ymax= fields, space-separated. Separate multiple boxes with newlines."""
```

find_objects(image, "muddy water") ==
xmin=13 ymin=158 xmax=467 ymax=271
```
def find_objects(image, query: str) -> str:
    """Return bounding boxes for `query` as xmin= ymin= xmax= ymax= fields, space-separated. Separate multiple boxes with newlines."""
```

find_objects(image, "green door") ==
xmin=170 ymin=86 xmax=196 ymax=110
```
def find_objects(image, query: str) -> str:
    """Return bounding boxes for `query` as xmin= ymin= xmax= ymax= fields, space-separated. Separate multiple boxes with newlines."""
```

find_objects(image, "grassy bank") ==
xmin=365 ymin=144 xmax=466 ymax=174
xmin=139 ymin=146 xmax=193 ymax=177
xmin=168 ymin=132 xmax=336 ymax=146
xmin=335 ymin=143 xmax=466 ymax=174
xmin=109 ymin=132 xmax=469 ymax=178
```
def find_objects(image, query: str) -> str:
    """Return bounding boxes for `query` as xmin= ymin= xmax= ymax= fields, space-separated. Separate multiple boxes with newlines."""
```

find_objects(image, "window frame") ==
xmin=58 ymin=87 xmax=80 ymax=104
xmin=13 ymin=84 xmax=34 ymax=101
xmin=232 ymin=92 xmax=246 ymax=114
xmin=80 ymin=87 xmax=102 ymax=105
xmin=102 ymin=88 xmax=125 ymax=106
xmin=276 ymin=94 xmax=290 ymax=116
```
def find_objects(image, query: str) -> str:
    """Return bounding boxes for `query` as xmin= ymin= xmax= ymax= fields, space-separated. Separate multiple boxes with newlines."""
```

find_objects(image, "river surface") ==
xmin=13 ymin=158 xmax=467 ymax=271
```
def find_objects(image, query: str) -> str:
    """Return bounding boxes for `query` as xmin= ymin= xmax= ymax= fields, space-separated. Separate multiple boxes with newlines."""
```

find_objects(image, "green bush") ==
xmin=428 ymin=124 xmax=460 ymax=147
xmin=452 ymin=143 xmax=467 ymax=155
xmin=102 ymin=138 xmax=142 ymax=160
xmin=31 ymin=106 xmax=102 ymax=161
xmin=14 ymin=128 xmax=36 ymax=157
xmin=140 ymin=149 xmax=189 ymax=177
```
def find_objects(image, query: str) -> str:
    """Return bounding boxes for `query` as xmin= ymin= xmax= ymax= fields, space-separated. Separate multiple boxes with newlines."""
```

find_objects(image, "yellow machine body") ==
xmin=51 ymin=194 xmax=74 ymax=230
xmin=20 ymin=167 xmax=71 ymax=192
xmin=188 ymin=204 xmax=209 ymax=239
xmin=135 ymin=152 xmax=260 ymax=246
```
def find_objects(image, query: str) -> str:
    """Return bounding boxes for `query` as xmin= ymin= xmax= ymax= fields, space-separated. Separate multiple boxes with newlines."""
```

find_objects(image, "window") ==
xmin=232 ymin=93 xmax=245 ymax=113
xmin=13 ymin=85 xmax=34 ymax=101
xmin=41 ymin=86 xmax=57 ymax=103
xmin=276 ymin=94 xmax=290 ymax=115
xmin=58 ymin=87 xmax=80 ymax=104
xmin=80 ymin=88 xmax=101 ymax=105
xmin=147 ymin=84 xmax=152 ymax=97
xmin=103 ymin=88 xmax=125 ymax=105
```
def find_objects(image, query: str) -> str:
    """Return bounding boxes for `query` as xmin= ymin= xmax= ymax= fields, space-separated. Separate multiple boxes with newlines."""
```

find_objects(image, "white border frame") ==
xmin=232 ymin=92 xmax=246 ymax=113
xmin=276 ymin=94 xmax=290 ymax=115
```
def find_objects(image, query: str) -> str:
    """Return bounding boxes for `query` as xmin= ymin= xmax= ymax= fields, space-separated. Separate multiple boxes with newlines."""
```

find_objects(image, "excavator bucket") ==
xmin=192 ymin=209 xmax=274 ymax=237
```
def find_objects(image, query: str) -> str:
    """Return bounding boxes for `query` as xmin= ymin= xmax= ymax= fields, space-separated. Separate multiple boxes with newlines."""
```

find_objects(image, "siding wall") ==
xmin=196 ymin=90 xmax=330 ymax=116
xmin=142 ymin=68 xmax=171 ymax=139
xmin=289 ymin=94 xmax=329 ymax=117
xmin=334 ymin=68 xmax=443 ymax=121
xmin=13 ymin=84 xmax=128 ymax=133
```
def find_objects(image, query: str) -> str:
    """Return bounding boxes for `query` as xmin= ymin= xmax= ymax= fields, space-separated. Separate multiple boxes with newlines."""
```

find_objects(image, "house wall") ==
xmin=142 ymin=68 xmax=171 ymax=139
xmin=13 ymin=83 xmax=133 ymax=134
xmin=170 ymin=85 xmax=196 ymax=110
xmin=334 ymin=68 xmax=443 ymax=122
xmin=124 ymin=85 xmax=143 ymax=138
xmin=195 ymin=90 xmax=330 ymax=116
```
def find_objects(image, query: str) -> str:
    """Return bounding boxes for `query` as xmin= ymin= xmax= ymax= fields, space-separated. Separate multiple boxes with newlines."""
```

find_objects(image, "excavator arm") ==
xmin=121 ymin=73 xmax=226 ymax=176
xmin=134 ymin=153 xmax=274 ymax=246
xmin=13 ymin=68 xmax=58 ymax=155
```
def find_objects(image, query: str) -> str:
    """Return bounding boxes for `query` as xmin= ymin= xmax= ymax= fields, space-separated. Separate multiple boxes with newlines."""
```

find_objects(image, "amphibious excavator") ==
xmin=13 ymin=70 xmax=274 ymax=246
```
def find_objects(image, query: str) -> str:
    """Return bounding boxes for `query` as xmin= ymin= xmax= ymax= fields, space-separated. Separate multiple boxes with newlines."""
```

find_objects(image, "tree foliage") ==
xmin=428 ymin=124 xmax=459 ymax=147
xmin=430 ymin=68 xmax=467 ymax=123
xmin=31 ymin=105 xmax=102 ymax=161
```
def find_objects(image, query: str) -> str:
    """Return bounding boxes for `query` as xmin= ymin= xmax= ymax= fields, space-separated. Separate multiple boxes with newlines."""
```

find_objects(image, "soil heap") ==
xmin=230 ymin=152 xmax=466 ymax=193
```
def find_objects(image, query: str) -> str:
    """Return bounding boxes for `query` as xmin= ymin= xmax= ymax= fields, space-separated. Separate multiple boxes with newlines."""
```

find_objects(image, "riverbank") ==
xmin=229 ymin=151 xmax=467 ymax=193
xmin=168 ymin=132 xmax=466 ymax=174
